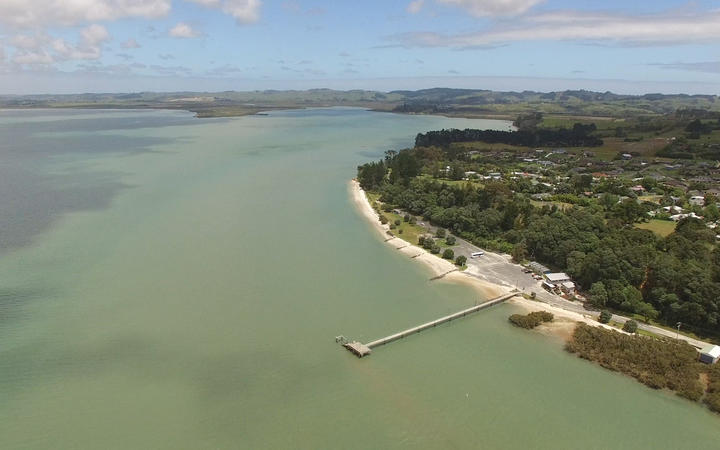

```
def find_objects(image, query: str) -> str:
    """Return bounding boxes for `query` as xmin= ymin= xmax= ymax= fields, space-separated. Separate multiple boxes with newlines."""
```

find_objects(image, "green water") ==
xmin=0 ymin=108 xmax=718 ymax=449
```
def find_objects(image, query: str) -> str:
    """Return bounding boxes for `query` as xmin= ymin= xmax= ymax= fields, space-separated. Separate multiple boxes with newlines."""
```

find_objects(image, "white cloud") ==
xmin=651 ymin=61 xmax=720 ymax=74
xmin=390 ymin=9 xmax=720 ymax=48
xmin=0 ymin=0 xmax=171 ymax=28
xmin=407 ymin=0 xmax=424 ymax=14
xmin=436 ymin=0 xmax=543 ymax=17
xmin=52 ymin=24 xmax=111 ymax=60
xmin=121 ymin=38 xmax=141 ymax=49
xmin=187 ymin=0 xmax=261 ymax=24
xmin=169 ymin=22 xmax=202 ymax=38
xmin=10 ymin=24 xmax=111 ymax=66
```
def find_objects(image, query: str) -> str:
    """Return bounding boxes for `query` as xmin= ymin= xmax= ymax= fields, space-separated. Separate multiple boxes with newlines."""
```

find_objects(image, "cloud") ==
xmin=389 ymin=9 xmax=720 ymax=48
xmin=10 ymin=24 xmax=110 ymax=66
xmin=0 ymin=0 xmax=170 ymax=28
xmin=186 ymin=0 xmax=261 ymax=24
xmin=407 ymin=0 xmax=424 ymax=14
xmin=121 ymin=38 xmax=141 ymax=49
xmin=650 ymin=61 xmax=720 ymax=74
xmin=52 ymin=24 xmax=111 ymax=60
xmin=436 ymin=0 xmax=543 ymax=17
xmin=169 ymin=22 xmax=202 ymax=38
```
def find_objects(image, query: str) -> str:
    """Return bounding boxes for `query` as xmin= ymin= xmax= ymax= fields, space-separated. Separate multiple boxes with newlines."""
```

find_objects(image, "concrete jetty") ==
xmin=340 ymin=290 xmax=518 ymax=358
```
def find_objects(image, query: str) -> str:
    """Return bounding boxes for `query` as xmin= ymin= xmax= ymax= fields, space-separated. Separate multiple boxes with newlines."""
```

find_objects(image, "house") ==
xmin=560 ymin=281 xmax=576 ymax=294
xmin=700 ymin=345 xmax=720 ymax=364
xmin=545 ymin=272 xmax=571 ymax=283
xmin=689 ymin=196 xmax=706 ymax=207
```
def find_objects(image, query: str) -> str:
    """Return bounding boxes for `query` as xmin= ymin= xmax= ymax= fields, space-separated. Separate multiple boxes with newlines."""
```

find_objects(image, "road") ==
xmin=445 ymin=232 xmax=712 ymax=349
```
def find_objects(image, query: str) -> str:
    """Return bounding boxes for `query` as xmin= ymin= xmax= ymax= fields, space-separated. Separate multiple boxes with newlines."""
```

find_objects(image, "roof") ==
xmin=529 ymin=262 xmax=550 ymax=273
xmin=561 ymin=281 xmax=576 ymax=289
xmin=546 ymin=272 xmax=571 ymax=282
xmin=701 ymin=345 xmax=720 ymax=358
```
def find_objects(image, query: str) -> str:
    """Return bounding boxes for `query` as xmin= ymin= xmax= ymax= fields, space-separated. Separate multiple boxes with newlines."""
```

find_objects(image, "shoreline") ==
xmin=349 ymin=179 xmax=620 ymax=339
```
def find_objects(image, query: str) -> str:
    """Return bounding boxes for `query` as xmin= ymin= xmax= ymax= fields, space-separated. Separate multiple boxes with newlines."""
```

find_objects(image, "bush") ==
xmin=382 ymin=204 xmax=394 ymax=213
xmin=599 ymin=311 xmax=612 ymax=324
xmin=435 ymin=228 xmax=446 ymax=238
xmin=379 ymin=215 xmax=388 ymax=225
xmin=508 ymin=311 xmax=554 ymax=329
xmin=421 ymin=236 xmax=434 ymax=249
xmin=394 ymin=219 xmax=401 ymax=226
xmin=398 ymin=229 xmax=403 ymax=234
xmin=409 ymin=217 xmax=417 ymax=225
xmin=403 ymin=214 xmax=410 ymax=222
xmin=389 ymin=223 xmax=396 ymax=229
xmin=566 ymin=324 xmax=704 ymax=405
xmin=446 ymin=236 xmax=456 ymax=245
xmin=455 ymin=255 xmax=467 ymax=266
xmin=623 ymin=320 xmax=638 ymax=334
xmin=418 ymin=235 xmax=425 ymax=247
xmin=442 ymin=249 xmax=454 ymax=260
xmin=430 ymin=245 xmax=440 ymax=254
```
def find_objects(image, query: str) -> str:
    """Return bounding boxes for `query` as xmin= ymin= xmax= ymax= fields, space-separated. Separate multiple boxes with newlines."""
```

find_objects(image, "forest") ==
xmin=357 ymin=145 xmax=720 ymax=336
xmin=414 ymin=125 xmax=603 ymax=148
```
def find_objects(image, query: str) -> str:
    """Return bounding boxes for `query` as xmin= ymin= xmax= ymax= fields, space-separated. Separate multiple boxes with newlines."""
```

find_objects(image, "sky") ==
xmin=0 ymin=0 xmax=719 ymax=95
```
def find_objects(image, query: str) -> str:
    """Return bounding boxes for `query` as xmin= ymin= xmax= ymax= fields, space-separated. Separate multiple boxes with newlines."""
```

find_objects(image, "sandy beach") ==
xmin=349 ymin=179 xmax=620 ymax=338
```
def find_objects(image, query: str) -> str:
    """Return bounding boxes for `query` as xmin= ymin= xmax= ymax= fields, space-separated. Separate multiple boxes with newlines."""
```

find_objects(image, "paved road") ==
xmin=444 ymin=232 xmax=712 ymax=349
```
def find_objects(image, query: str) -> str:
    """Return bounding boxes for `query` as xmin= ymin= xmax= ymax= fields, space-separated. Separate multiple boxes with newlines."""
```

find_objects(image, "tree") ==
xmin=446 ymin=235 xmax=456 ymax=245
xmin=442 ymin=249 xmax=455 ymax=260
xmin=435 ymin=228 xmax=446 ymax=238
xmin=455 ymin=255 xmax=467 ymax=266
xmin=623 ymin=320 xmax=638 ymax=333
xmin=589 ymin=282 xmax=608 ymax=307
xmin=637 ymin=302 xmax=659 ymax=323
xmin=430 ymin=245 xmax=441 ymax=254
xmin=599 ymin=310 xmax=612 ymax=324
xmin=511 ymin=242 xmax=528 ymax=263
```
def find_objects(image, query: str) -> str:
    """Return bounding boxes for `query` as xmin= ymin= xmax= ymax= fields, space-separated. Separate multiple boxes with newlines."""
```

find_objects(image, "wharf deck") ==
xmin=341 ymin=290 xmax=518 ymax=358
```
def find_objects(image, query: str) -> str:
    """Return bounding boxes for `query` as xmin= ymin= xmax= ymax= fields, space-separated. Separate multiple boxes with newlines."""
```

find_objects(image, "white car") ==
xmin=471 ymin=251 xmax=484 ymax=258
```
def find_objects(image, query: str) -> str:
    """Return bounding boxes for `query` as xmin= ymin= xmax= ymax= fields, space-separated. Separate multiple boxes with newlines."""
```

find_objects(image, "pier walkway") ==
xmin=338 ymin=290 xmax=519 ymax=358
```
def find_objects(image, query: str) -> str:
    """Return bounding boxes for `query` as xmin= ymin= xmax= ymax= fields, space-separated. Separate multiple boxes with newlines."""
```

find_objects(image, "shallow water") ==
xmin=0 ymin=108 xmax=718 ymax=449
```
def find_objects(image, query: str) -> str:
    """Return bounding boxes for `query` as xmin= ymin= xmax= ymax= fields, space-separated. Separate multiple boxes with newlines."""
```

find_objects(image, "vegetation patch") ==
xmin=509 ymin=311 xmax=554 ymax=329
xmin=566 ymin=324 xmax=704 ymax=402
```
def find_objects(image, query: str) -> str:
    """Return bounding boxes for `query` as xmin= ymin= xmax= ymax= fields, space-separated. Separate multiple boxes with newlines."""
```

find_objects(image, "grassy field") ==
xmin=635 ymin=219 xmax=677 ymax=237
xmin=367 ymin=192 xmax=428 ymax=245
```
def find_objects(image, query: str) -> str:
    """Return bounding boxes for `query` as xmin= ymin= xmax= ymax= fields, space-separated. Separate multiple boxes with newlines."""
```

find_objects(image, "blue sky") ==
xmin=1 ymin=0 xmax=719 ymax=94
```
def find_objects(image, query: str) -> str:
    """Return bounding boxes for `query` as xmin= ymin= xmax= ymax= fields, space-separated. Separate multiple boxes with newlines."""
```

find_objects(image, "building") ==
xmin=529 ymin=262 xmax=550 ymax=274
xmin=689 ymin=195 xmax=706 ymax=207
xmin=699 ymin=345 xmax=720 ymax=364
xmin=545 ymin=272 xmax=571 ymax=283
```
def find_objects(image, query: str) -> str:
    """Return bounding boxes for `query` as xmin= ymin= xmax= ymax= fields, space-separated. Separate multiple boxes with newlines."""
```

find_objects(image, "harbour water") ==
xmin=1 ymin=108 xmax=719 ymax=449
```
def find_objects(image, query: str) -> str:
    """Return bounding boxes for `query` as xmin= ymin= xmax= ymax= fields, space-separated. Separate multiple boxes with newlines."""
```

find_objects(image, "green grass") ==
xmin=635 ymin=219 xmax=677 ymax=237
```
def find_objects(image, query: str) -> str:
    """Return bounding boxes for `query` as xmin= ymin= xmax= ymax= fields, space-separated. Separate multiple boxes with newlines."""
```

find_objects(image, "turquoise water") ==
xmin=0 ymin=108 xmax=718 ymax=449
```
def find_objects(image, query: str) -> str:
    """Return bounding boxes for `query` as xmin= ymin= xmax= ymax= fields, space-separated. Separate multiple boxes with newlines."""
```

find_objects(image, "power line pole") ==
xmin=676 ymin=322 xmax=682 ymax=340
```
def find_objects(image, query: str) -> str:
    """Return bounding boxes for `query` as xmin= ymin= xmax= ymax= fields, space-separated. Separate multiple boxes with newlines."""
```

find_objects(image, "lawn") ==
xmin=635 ymin=219 xmax=677 ymax=237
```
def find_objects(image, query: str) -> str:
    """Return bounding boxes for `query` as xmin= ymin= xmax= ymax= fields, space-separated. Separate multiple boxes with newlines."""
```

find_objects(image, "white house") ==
xmin=700 ymin=345 xmax=720 ymax=364
xmin=545 ymin=272 xmax=571 ymax=283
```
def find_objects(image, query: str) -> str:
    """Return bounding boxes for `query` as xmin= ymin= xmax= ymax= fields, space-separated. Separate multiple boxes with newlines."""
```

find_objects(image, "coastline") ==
xmin=349 ymin=179 xmax=620 ymax=339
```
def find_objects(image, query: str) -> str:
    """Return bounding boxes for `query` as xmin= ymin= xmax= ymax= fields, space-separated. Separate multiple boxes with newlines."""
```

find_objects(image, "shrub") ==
xmin=418 ymin=235 xmax=425 ymax=247
xmin=382 ymin=204 xmax=394 ymax=212
xmin=389 ymin=223 xmax=396 ymax=229
xmin=623 ymin=320 xmax=638 ymax=334
xmin=599 ymin=311 xmax=612 ymax=324
xmin=409 ymin=217 xmax=417 ymax=225
xmin=398 ymin=229 xmax=403 ymax=234
xmin=509 ymin=311 xmax=554 ymax=329
xmin=379 ymin=215 xmax=388 ymax=225
xmin=394 ymin=219 xmax=401 ymax=226
xmin=455 ymin=255 xmax=467 ymax=266
xmin=442 ymin=249 xmax=454 ymax=259
xmin=446 ymin=236 xmax=456 ymax=245
xmin=566 ymin=324 xmax=704 ymax=405
xmin=430 ymin=245 xmax=440 ymax=254
xmin=435 ymin=228 xmax=446 ymax=238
